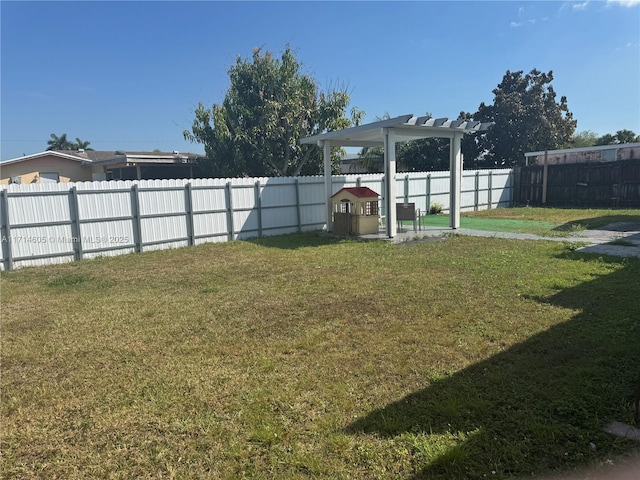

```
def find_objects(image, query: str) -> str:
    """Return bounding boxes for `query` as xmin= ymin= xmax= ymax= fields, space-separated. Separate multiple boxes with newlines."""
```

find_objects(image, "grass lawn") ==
xmin=2 ymin=207 xmax=640 ymax=479
xmin=420 ymin=207 xmax=640 ymax=236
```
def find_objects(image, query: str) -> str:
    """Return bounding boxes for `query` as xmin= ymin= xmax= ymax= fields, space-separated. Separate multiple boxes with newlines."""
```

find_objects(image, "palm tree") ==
xmin=74 ymin=138 xmax=93 ymax=151
xmin=46 ymin=133 xmax=74 ymax=151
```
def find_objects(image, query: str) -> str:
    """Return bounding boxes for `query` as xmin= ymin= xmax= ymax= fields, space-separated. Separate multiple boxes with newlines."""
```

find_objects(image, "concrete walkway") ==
xmin=357 ymin=222 xmax=640 ymax=258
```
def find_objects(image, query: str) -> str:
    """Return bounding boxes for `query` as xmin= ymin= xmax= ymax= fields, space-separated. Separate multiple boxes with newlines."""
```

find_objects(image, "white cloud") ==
xmin=573 ymin=1 xmax=590 ymax=10
xmin=510 ymin=21 xmax=523 ymax=28
xmin=607 ymin=0 xmax=640 ymax=6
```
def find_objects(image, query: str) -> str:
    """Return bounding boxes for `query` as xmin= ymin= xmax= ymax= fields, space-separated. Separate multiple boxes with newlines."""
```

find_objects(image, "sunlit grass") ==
xmin=420 ymin=207 xmax=640 ymax=237
xmin=2 ymin=210 xmax=640 ymax=479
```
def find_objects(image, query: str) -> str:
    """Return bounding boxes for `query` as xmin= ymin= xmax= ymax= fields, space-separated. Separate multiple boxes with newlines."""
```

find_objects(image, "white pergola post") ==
xmin=449 ymin=132 xmax=463 ymax=229
xmin=383 ymin=128 xmax=397 ymax=238
xmin=322 ymin=140 xmax=333 ymax=232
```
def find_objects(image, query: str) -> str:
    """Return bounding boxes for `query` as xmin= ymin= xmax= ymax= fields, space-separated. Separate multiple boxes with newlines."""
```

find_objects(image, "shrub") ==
xmin=429 ymin=202 xmax=443 ymax=215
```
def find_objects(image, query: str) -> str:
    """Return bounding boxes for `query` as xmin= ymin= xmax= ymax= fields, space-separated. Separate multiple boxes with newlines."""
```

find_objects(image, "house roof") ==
xmin=332 ymin=187 xmax=379 ymax=199
xmin=1 ymin=150 xmax=205 ymax=166
xmin=524 ymin=142 xmax=640 ymax=158
xmin=0 ymin=150 xmax=93 ymax=166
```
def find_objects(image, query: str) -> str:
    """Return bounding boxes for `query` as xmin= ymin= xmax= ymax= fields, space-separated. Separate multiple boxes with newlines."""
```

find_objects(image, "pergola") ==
xmin=300 ymin=114 xmax=493 ymax=238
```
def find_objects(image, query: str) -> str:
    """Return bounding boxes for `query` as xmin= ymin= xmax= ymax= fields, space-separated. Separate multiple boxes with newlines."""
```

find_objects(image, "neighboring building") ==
xmin=525 ymin=142 xmax=640 ymax=166
xmin=0 ymin=150 xmax=205 ymax=184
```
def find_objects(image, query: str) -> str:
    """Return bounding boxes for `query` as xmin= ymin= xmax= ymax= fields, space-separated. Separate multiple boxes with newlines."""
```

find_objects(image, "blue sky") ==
xmin=1 ymin=0 xmax=639 ymax=160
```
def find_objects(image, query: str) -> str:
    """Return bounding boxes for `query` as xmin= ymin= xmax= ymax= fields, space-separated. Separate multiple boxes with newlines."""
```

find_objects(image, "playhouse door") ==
xmin=333 ymin=212 xmax=352 ymax=235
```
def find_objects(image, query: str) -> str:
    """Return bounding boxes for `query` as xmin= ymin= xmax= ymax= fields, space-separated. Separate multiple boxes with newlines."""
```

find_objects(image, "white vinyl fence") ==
xmin=0 ymin=169 xmax=513 ymax=270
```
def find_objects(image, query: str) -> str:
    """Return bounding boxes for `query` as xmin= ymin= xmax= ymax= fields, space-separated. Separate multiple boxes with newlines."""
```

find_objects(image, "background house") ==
xmin=0 ymin=150 xmax=205 ymax=184
xmin=525 ymin=142 xmax=640 ymax=166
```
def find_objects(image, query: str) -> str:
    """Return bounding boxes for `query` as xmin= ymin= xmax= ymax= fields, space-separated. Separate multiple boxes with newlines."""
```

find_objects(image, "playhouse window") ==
xmin=365 ymin=201 xmax=378 ymax=216
xmin=339 ymin=199 xmax=351 ymax=213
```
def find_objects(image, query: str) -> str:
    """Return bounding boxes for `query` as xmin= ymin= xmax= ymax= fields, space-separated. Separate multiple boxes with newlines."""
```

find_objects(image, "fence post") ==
xmin=380 ymin=176 xmax=386 ymax=221
xmin=404 ymin=175 xmax=409 ymax=204
xmin=425 ymin=174 xmax=431 ymax=215
xmin=474 ymin=171 xmax=480 ymax=211
xmin=1 ymin=189 xmax=13 ymax=271
xmin=542 ymin=151 xmax=549 ymax=205
xmin=512 ymin=167 xmax=521 ymax=207
xmin=295 ymin=178 xmax=302 ymax=232
xmin=488 ymin=171 xmax=493 ymax=209
xmin=185 ymin=183 xmax=194 ymax=246
xmin=225 ymin=182 xmax=234 ymax=241
xmin=356 ymin=177 xmax=361 ymax=188
xmin=130 ymin=185 xmax=142 ymax=252
xmin=68 ymin=186 xmax=83 ymax=261
xmin=254 ymin=180 xmax=263 ymax=238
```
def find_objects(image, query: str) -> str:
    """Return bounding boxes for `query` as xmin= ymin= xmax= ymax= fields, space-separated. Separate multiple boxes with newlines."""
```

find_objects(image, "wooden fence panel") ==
xmin=517 ymin=160 xmax=640 ymax=208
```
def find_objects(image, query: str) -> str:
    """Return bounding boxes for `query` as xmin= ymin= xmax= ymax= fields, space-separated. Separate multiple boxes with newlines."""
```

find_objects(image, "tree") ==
xmin=395 ymin=111 xmax=452 ymax=172
xmin=354 ymin=112 xmax=451 ymax=173
xmin=465 ymin=69 xmax=577 ymax=167
xmin=74 ymin=138 xmax=93 ymax=151
xmin=399 ymin=137 xmax=450 ymax=172
xmin=613 ymin=129 xmax=639 ymax=144
xmin=571 ymin=130 xmax=599 ymax=148
xmin=595 ymin=130 xmax=639 ymax=145
xmin=184 ymin=45 xmax=363 ymax=177
xmin=46 ymin=133 xmax=93 ymax=151
xmin=46 ymin=133 xmax=74 ymax=151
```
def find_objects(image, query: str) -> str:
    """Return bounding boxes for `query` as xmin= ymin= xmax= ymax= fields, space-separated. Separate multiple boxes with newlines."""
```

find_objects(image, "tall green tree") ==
xmin=184 ymin=45 xmax=363 ymax=177
xmin=465 ymin=69 xmax=577 ymax=167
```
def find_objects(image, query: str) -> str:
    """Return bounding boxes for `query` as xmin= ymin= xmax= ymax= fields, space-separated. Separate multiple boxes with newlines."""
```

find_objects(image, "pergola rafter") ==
xmin=300 ymin=114 xmax=492 ymax=238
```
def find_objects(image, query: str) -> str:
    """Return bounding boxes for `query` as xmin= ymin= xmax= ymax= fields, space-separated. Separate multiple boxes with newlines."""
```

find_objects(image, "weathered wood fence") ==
xmin=515 ymin=160 xmax=640 ymax=208
xmin=0 ymin=169 xmax=514 ymax=270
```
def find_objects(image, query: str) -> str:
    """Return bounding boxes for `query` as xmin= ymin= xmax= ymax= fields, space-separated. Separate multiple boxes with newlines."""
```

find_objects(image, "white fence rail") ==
xmin=0 ymin=169 xmax=513 ymax=270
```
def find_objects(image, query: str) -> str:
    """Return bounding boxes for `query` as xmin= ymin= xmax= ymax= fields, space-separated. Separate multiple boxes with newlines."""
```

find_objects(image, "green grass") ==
xmin=420 ymin=207 xmax=640 ymax=237
xmin=2 ymin=210 xmax=640 ymax=479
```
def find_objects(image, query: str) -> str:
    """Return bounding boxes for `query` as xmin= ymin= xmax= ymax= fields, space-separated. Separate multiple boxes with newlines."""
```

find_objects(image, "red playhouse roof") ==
xmin=331 ymin=187 xmax=379 ymax=199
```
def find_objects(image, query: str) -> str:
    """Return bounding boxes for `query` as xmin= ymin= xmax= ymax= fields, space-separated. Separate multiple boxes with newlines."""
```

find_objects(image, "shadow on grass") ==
xmin=553 ymin=215 xmax=640 ymax=233
xmin=244 ymin=231 xmax=344 ymax=250
xmin=346 ymin=255 xmax=640 ymax=479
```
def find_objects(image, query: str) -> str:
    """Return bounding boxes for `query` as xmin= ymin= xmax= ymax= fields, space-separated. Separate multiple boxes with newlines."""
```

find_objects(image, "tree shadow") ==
xmin=244 ymin=231 xmax=347 ymax=250
xmin=552 ymin=215 xmax=640 ymax=233
xmin=345 ymin=255 xmax=640 ymax=479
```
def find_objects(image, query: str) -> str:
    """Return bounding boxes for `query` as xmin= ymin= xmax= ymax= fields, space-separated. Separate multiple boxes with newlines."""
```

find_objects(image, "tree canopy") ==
xmin=184 ymin=46 xmax=363 ymax=177
xmin=594 ymin=129 xmax=639 ymax=145
xmin=46 ymin=133 xmax=93 ymax=151
xmin=463 ymin=69 xmax=577 ymax=167
xmin=570 ymin=129 xmax=639 ymax=148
